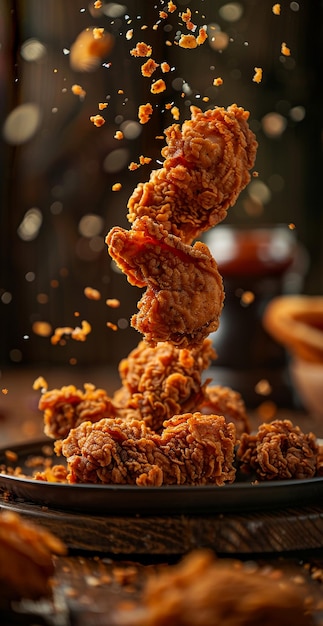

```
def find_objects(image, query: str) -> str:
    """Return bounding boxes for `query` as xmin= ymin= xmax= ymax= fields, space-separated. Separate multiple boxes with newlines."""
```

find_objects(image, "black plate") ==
xmin=1 ymin=439 xmax=323 ymax=516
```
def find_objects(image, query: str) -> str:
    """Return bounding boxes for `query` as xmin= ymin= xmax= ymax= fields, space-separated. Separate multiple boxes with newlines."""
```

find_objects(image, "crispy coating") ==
xmin=114 ymin=338 xmax=215 ymax=431
xmin=198 ymin=385 xmax=250 ymax=438
xmin=106 ymin=216 xmax=224 ymax=347
xmin=38 ymin=383 xmax=116 ymax=439
xmin=118 ymin=549 xmax=313 ymax=626
xmin=127 ymin=104 xmax=257 ymax=244
xmin=237 ymin=419 xmax=319 ymax=480
xmin=0 ymin=511 xmax=66 ymax=603
xmin=61 ymin=413 xmax=236 ymax=486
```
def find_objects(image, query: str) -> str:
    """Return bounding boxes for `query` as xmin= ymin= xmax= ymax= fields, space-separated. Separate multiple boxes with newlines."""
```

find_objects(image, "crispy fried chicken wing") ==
xmin=60 ymin=413 xmax=236 ymax=486
xmin=118 ymin=549 xmax=313 ymax=626
xmin=127 ymin=104 xmax=257 ymax=244
xmin=106 ymin=216 xmax=224 ymax=347
xmin=237 ymin=419 xmax=318 ymax=480
xmin=114 ymin=338 xmax=215 ymax=431
xmin=0 ymin=511 xmax=66 ymax=603
xmin=38 ymin=383 xmax=116 ymax=439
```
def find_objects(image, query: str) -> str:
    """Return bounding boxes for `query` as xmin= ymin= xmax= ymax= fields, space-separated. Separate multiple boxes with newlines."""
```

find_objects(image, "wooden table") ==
xmin=1 ymin=366 xmax=323 ymax=624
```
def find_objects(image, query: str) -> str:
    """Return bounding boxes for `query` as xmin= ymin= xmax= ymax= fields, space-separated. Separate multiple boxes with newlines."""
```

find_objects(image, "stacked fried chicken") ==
xmin=35 ymin=104 xmax=321 ymax=486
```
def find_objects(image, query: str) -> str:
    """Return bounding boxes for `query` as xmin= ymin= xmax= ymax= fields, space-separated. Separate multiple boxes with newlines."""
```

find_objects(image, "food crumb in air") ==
xmin=141 ymin=59 xmax=159 ymax=77
xmin=151 ymin=79 xmax=166 ymax=94
xmin=289 ymin=222 xmax=296 ymax=230
xmin=99 ymin=102 xmax=108 ymax=110
xmin=256 ymin=400 xmax=277 ymax=422
xmin=252 ymin=171 xmax=259 ymax=177
xmin=213 ymin=77 xmax=223 ymax=86
xmin=202 ymin=96 xmax=209 ymax=102
xmin=114 ymin=130 xmax=124 ymax=140
xmin=94 ymin=0 xmax=102 ymax=8
xmin=71 ymin=84 xmax=86 ymax=99
xmin=171 ymin=106 xmax=180 ymax=120
xmin=138 ymin=102 xmax=153 ymax=124
xmin=93 ymin=28 xmax=105 ymax=40
xmin=126 ymin=29 xmax=133 ymax=40
xmin=196 ymin=28 xmax=208 ymax=46
xmin=139 ymin=155 xmax=152 ymax=165
xmin=255 ymin=379 xmax=272 ymax=396
xmin=32 ymin=376 xmax=49 ymax=391
xmin=5 ymin=450 xmax=18 ymax=462
xmin=168 ymin=1 xmax=177 ymax=12
xmin=161 ymin=61 xmax=170 ymax=73
xmin=1 ymin=388 xmax=9 ymax=395
xmin=106 ymin=298 xmax=121 ymax=308
xmin=179 ymin=34 xmax=197 ymax=49
xmin=90 ymin=114 xmax=105 ymax=127
xmin=32 ymin=321 xmax=53 ymax=337
xmin=84 ymin=286 xmax=101 ymax=300
xmin=130 ymin=42 xmax=152 ymax=57
xmin=107 ymin=322 xmax=118 ymax=331
xmin=272 ymin=3 xmax=281 ymax=15
xmin=129 ymin=162 xmax=140 ymax=171
xmin=159 ymin=11 xmax=168 ymax=19
xmin=112 ymin=182 xmax=122 ymax=191
xmin=253 ymin=67 xmax=263 ymax=83
xmin=51 ymin=320 xmax=92 ymax=345
xmin=281 ymin=42 xmax=291 ymax=56
xmin=240 ymin=290 xmax=255 ymax=306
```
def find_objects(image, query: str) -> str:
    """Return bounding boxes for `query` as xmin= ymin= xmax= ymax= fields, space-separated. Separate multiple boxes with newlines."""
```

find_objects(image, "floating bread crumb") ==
xmin=281 ymin=42 xmax=291 ymax=56
xmin=272 ymin=3 xmax=281 ymax=15
xmin=130 ymin=42 xmax=152 ymax=57
xmin=90 ymin=114 xmax=105 ymax=127
xmin=253 ymin=67 xmax=263 ymax=83
xmin=112 ymin=183 xmax=122 ymax=191
xmin=138 ymin=102 xmax=153 ymax=124
xmin=84 ymin=286 xmax=101 ymax=300
xmin=141 ymin=59 xmax=159 ymax=77
xmin=151 ymin=79 xmax=166 ymax=94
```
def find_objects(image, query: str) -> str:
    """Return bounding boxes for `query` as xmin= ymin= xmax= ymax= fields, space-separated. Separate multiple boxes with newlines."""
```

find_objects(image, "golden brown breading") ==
xmin=127 ymin=104 xmax=257 ymax=244
xmin=38 ymin=383 xmax=116 ymax=439
xmin=117 ymin=549 xmax=314 ymax=626
xmin=0 ymin=511 xmax=66 ymax=603
xmin=114 ymin=338 xmax=215 ymax=431
xmin=237 ymin=419 xmax=319 ymax=480
xmin=61 ymin=413 xmax=236 ymax=486
xmin=106 ymin=216 xmax=224 ymax=347
xmin=198 ymin=384 xmax=250 ymax=438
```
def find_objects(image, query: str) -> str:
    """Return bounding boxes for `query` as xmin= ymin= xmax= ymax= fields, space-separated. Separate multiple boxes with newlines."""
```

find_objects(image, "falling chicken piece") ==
xmin=106 ymin=216 xmax=224 ymax=347
xmin=127 ymin=104 xmax=257 ymax=244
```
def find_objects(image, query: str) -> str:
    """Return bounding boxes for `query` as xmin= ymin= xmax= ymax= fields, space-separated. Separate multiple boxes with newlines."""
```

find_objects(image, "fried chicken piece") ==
xmin=237 ymin=419 xmax=319 ymax=480
xmin=60 ymin=413 xmax=236 ymax=486
xmin=117 ymin=549 xmax=314 ymax=626
xmin=114 ymin=338 xmax=215 ymax=431
xmin=106 ymin=216 xmax=224 ymax=347
xmin=38 ymin=383 xmax=116 ymax=439
xmin=198 ymin=384 xmax=250 ymax=438
xmin=0 ymin=511 xmax=66 ymax=603
xmin=127 ymin=104 xmax=258 ymax=244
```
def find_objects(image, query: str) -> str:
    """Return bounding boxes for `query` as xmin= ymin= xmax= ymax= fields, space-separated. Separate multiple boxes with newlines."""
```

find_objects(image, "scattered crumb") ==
xmin=51 ymin=320 xmax=92 ymax=345
xmin=130 ymin=42 xmax=152 ymax=57
xmin=107 ymin=322 xmax=118 ymax=331
xmin=1 ymin=388 xmax=8 ymax=395
xmin=151 ymin=79 xmax=166 ymax=94
xmin=93 ymin=28 xmax=105 ymax=40
xmin=5 ymin=450 xmax=18 ymax=462
xmin=213 ymin=77 xmax=223 ymax=87
xmin=129 ymin=162 xmax=140 ymax=171
xmin=161 ymin=61 xmax=170 ymax=73
xmin=84 ymin=286 xmax=101 ymax=300
xmin=159 ymin=11 xmax=168 ymax=20
xmin=112 ymin=183 xmax=122 ymax=191
xmin=99 ymin=102 xmax=108 ymax=110
xmin=141 ymin=59 xmax=159 ymax=77
xmin=138 ymin=102 xmax=153 ymax=124
xmin=71 ymin=84 xmax=86 ymax=99
xmin=168 ymin=1 xmax=177 ymax=12
xmin=94 ymin=0 xmax=102 ymax=8
xmin=33 ymin=376 xmax=49 ymax=392
xmin=126 ymin=29 xmax=133 ymax=41
xmin=179 ymin=34 xmax=197 ymax=49
xmin=106 ymin=298 xmax=120 ymax=308
xmin=196 ymin=28 xmax=208 ymax=46
xmin=281 ymin=42 xmax=291 ymax=56
xmin=253 ymin=67 xmax=263 ymax=83
xmin=114 ymin=130 xmax=124 ymax=140
xmin=171 ymin=106 xmax=180 ymax=120
xmin=272 ymin=3 xmax=281 ymax=15
xmin=255 ymin=379 xmax=272 ymax=396
xmin=90 ymin=114 xmax=105 ymax=127
xmin=139 ymin=155 xmax=152 ymax=165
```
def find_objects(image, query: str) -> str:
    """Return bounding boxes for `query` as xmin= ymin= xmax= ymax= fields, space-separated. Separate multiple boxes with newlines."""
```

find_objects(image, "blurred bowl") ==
xmin=290 ymin=358 xmax=323 ymax=418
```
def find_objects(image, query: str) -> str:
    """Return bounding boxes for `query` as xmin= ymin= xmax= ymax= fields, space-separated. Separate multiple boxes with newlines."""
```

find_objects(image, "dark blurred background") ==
xmin=0 ymin=0 xmax=322 ymax=378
